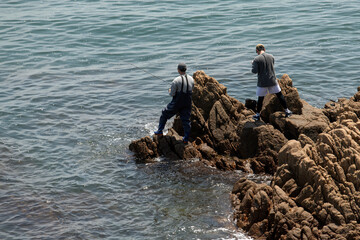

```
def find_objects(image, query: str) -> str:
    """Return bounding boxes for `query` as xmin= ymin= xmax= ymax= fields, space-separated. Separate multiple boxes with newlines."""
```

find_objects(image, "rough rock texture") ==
xmin=129 ymin=71 xmax=346 ymax=174
xmin=130 ymin=71 xmax=298 ymax=173
xmin=270 ymin=100 xmax=330 ymax=141
xmin=260 ymin=74 xmax=303 ymax=123
xmin=323 ymin=86 xmax=360 ymax=122
xmin=259 ymin=74 xmax=330 ymax=141
xmin=129 ymin=136 xmax=158 ymax=161
xmin=232 ymin=87 xmax=360 ymax=239
xmin=130 ymin=72 xmax=360 ymax=239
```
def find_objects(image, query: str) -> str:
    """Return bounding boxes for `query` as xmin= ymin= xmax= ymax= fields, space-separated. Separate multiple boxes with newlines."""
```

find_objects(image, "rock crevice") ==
xmin=129 ymin=71 xmax=360 ymax=239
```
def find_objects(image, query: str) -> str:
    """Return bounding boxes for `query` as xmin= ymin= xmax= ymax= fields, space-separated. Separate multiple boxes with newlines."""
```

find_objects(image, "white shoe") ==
xmin=285 ymin=110 xmax=293 ymax=118
xmin=252 ymin=113 xmax=260 ymax=121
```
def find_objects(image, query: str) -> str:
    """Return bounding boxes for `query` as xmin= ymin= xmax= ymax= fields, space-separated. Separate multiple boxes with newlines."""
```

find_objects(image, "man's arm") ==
xmin=169 ymin=79 xmax=177 ymax=96
xmin=252 ymin=59 xmax=258 ymax=74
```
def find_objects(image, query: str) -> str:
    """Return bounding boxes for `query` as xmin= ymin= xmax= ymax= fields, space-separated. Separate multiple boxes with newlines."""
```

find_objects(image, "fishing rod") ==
xmin=125 ymin=61 xmax=168 ymax=83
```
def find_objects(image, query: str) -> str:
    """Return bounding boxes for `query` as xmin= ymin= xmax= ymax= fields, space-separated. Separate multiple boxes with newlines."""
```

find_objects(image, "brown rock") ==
xmin=270 ymin=100 xmax=330 ymax=141
xmin=245 ymin=98 xmax=257 ymax=112
xmin=155 ymin=129 xmax=201 ymax=160
xmin=232 ymin=115 xmax=360 ymax=239
xmin=261 ymin=74 xmax=303 ymax=122
xmin=129 ymin=71 xmax=310 ymax=175
xmin=238 ymin=122 xmax=288 ymax=174
xmin=192 ymin=70 xmax=227 ymax=120
xmin=324 ymin=87 xmax=360 ymax=122
xmin=129 ymin=136 xmax=158 ymax=161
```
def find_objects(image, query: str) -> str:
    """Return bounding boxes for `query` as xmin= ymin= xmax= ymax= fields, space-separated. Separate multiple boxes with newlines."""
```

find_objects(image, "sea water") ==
xmin=0 ymin=0 xmax=359 ymax=239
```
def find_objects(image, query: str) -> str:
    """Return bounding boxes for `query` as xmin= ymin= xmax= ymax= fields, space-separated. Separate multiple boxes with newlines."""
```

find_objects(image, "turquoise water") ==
xmin=1 ymin=0 xmax=359 ymax=239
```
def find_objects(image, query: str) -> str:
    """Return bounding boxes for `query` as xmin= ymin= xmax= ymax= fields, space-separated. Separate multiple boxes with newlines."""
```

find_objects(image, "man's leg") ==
xmin=275 ymin=92 xmax=292 ymax=117
xmin=155 ymin=102 xmax=177 ymax=135
xmin=257 ymin=96 xmax=265 ymax=113
xmin=179 ymin=107 xmax=191 ymax=143
xmin=275 ymin=92 xmax=288 ymax=109
xmin=253 ymin=96 xmax=264 ymax=120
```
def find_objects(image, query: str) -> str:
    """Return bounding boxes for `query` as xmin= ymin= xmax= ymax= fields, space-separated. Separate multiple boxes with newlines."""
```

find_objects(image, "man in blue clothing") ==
xmin=252 ymin=44 xmax=292 ymax=121
xmin=154 ymin=63 xmax=194 ymax=144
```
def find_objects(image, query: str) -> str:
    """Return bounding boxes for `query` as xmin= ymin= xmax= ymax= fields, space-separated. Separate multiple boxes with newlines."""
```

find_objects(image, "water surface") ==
xmin=1 ymin=0 xmax=359 ymax=239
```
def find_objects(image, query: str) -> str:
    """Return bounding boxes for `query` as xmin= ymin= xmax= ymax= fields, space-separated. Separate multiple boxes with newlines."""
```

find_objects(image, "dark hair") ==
xmin=256 ymin=44 xmax=265 ymax=52
xmin=178 ymin=63 xmax=187 ymax=72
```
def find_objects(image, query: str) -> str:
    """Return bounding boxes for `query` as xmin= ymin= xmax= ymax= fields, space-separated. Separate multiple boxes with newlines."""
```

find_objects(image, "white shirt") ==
xmin=169 ymin=74 xmax=194 ymax=96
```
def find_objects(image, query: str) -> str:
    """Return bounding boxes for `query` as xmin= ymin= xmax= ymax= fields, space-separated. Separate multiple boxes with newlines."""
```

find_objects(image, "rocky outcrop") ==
xmin=129 ymin=71 xmax=334 ymax=174
xmin=232 ymin=88 xmax=360 ymax=240
xmin=323 ymin=86 xmax=360 ymax=122
xmin=129 ymin=71 xmax=302 ymax=173
xmin=260 ymin=74 xmax=303 ymax=122
xmin=260 ymin=74 xmax=330 ymax=141
xmin=269 ymin=100 xmax=330 ymax=141
xmin=130 ymin=71 xmax=360 ymax=239
xmin=129 ymin=129 xmax=200 ymax=161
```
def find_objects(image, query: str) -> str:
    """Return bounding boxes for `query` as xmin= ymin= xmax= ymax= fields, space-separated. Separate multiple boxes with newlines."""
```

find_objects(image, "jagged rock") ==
xmin=239 ymin=122 xmax=288 ymax=158
xmin=232 ymin=117 xmax=360 ymax=239
xmin=260 ymin=75 xmax=330 ymax=142
xmin=129 ymin=72 xmax=355 ymax=177
xmin=129 ymin=71 xmax=331 ymax=174
xmin=238 ymin=121 xmax=288 ymax=174
xmin=270 ymin=100 xmax=330 ymax=141
xmin=191 ymin=70 xmax=228 ymax=120
xmin=261 ymin=74 xmax=303 ymax=122
xmin=129 ymin=72 xmax=360 ymax=238
xmin=129 ymin=136 xmax=158 ymax=161
xmin=245 ymin=98 xmax=257 ymax=112
xmin=154 ymin=129 xmax=201 ymax=160
xmin=324 ymin=86 xmax=360 ymax=122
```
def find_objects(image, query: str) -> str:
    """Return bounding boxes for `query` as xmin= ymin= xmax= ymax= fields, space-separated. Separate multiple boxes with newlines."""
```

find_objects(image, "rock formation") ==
xmin=130 ymin=71 xmax=300 ymax=173
xmin=129 ymin=70 xmax=360 ymax=239
xmin=129 ymin=70 xmax=329 ymax=174
xmin=231 ymin=88 xmax=360 ymax=239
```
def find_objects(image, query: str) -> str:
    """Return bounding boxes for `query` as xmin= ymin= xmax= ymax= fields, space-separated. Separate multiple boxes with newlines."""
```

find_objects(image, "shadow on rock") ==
xmin=232 ymin=87 xmax=360 ymax=239
xmin=130 ymin=71 xmax=360 ymax=239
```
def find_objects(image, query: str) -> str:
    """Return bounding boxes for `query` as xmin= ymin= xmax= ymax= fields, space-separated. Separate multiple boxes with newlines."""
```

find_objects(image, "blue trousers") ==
xmin=157 ymin=96 xmax=192 ymax=141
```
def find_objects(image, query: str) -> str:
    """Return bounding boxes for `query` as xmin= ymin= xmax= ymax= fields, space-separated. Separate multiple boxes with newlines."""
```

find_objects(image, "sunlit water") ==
xmin=1 ymin=0 xmax=359 ymax=239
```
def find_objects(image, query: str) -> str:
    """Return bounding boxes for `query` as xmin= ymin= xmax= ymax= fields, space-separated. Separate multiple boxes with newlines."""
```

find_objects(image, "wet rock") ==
xmin=270 ymin=100 xmax=330 ymax=141
xmin=245 ymin=98 xmax=257 ymax=112
xmin=129 ymin=136 xmax=158 ymax=161
xmin=154 ymin=129 xmax=201 ymax=160
xmin=129 ymin=72 xmax=360 ymax=239
xmin=324 ymin=86 xmax=360 ymax=122
xmin=129 ymin=70 xmax=351 ymax=174
xmin=261 ymin=74 xmax=303 ymax=122
xmin=232 ymin=117 xmax=360 ymax=239
xmin=129 ymin=71 xmax=328 ymax=174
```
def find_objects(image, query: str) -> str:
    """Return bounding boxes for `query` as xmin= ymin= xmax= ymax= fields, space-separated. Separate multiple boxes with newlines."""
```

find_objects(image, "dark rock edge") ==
xmin=129 ymin=70 xmax=360 ymax=240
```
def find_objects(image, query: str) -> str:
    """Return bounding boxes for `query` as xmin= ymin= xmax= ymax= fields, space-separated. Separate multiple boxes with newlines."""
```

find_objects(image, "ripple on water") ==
xmin=1 ymin=0 xmax=360 ymax=239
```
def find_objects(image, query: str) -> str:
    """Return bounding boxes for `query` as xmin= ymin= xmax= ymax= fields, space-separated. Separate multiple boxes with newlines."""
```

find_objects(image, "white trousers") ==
xmin=256 ymin=84 xmax=281 ymax=97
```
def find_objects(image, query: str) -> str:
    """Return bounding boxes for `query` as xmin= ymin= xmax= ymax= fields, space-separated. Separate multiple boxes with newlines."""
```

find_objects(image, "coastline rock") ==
xmin=238 ymin=122 xmax=288 ymax=174
xmin=154 ymin=128 xmax=201 ymax=160
xmin=270 ymin=100 xmax=330 ymax=141
xmin=259 ymin=74 xmax=330 ymax=141
xmin=323 ymin=86 xmax=360 ymax=122
xmin=232 ymin=117 xmax=360 ymax=239
xmin=130 ymin=71 xmax=290 ymax=173
xmin=129 ymin=136 xmax=158 ymax=161
xmin=129 ymin=72 xmax=360 ymax=238
xmin=129 ymin=71 xmax=352 ymax=174
xmin=260 ymin=74 xmax=303 ymax=123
